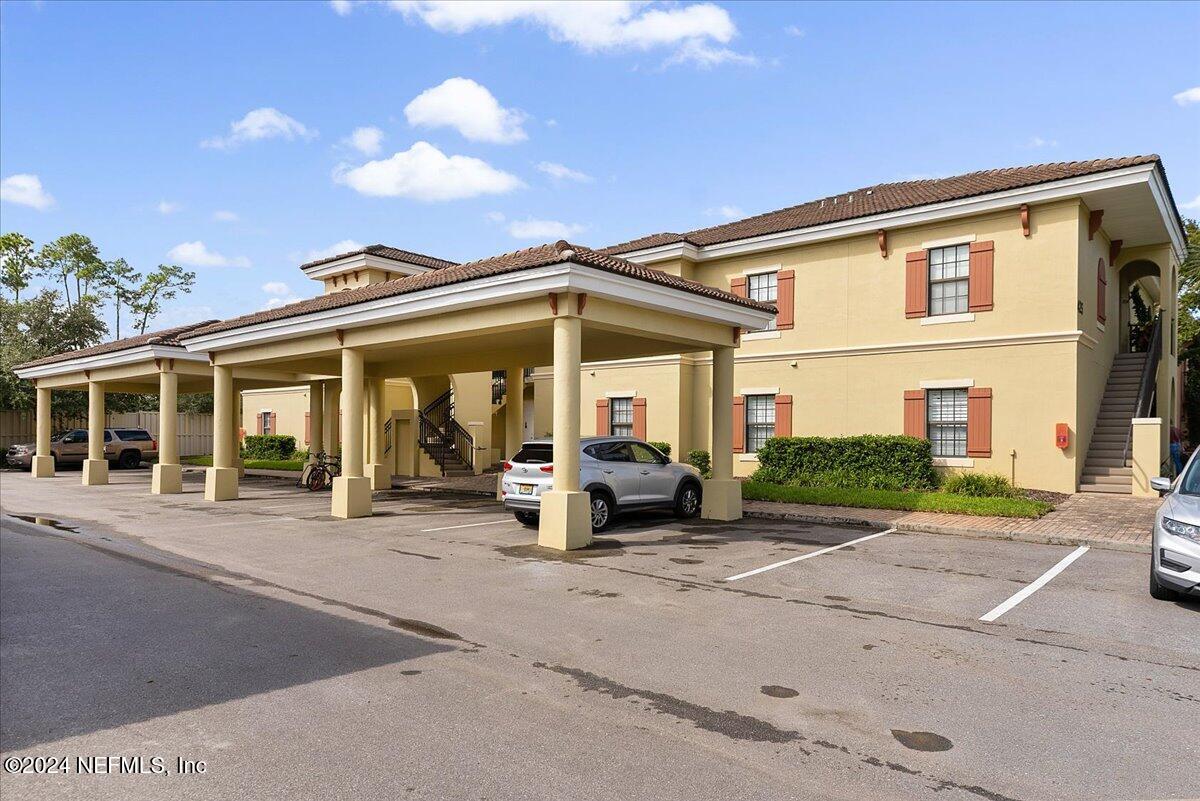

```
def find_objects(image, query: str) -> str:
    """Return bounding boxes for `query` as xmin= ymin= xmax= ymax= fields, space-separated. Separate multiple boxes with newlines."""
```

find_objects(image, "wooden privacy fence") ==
xmin=0 ymin=411 xmax=214 ymax=456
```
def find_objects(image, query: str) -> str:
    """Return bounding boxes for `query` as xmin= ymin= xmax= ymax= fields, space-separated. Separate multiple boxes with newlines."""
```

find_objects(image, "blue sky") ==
xmin=2 ymin=0 xmax=1198 ymax=332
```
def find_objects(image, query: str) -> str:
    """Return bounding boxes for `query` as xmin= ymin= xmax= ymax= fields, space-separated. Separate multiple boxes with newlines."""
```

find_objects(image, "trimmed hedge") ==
xmin=243 ymin=434 xmax=297 ymax=460
xmin=742 ymin=482 xmax=1051 ymax=519
xmin=751 ymin=435 xmax=938 ymax=491
xmin=941 ymin=472 xmax=1019 ymax=498
xmin=686 ymin=449 xmax=711 ymax=479
xmin=648 ymin=441 xmax=672 ymax=457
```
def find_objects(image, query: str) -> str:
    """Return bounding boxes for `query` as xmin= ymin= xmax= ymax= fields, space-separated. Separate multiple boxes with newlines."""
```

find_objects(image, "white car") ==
xmin=501 ymin=437 xmax=703 ymax=531
xmin=1149 ymin=454 xmax=1200 ymax=601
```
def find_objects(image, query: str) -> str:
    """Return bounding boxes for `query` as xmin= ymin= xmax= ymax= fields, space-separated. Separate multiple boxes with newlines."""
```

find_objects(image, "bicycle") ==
xmin=298 ymin=451 xmax=341 ymax=492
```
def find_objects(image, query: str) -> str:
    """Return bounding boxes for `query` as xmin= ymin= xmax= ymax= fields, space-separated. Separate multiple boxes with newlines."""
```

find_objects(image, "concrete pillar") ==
xmin=324 ymin=379 xmax=341 ymax=452
xmin=1131 ymin=417 xmax=1163 ymax=497
xmin=82 ymin=381 xmax=108 ymax=485
xmin=231 ymin=379 xmax=245 ymax=478
xmin=702 ymin=346 xmax=741 ymax=520
xmin=308 ymin=380 xmax=324 ymax=462
xmin=505 ymin=366 xmax=525 ymax=458
xmin=538 ymin=312 xmax=590 ymax=550
xmin=366 ymin=376 xmax=389 ymax=489
xmin=332 ymin=348 xmax=371 ymax=518
xmin=32 ymin=385 xmax=54 ymax=477
xmin=151 ymin=370 xmax=182 ymax=494
xmin=205 ymin=364 xmax=238 ymax=501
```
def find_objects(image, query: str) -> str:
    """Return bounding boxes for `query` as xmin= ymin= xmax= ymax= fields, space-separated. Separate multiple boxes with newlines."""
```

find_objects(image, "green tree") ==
xmin=0 ymin=232 xmax=37 ymax=302
xmin=38 ymin=233 xmax=102 ymax=309
xmin=100 ymin=257 xmax=142 ymax=339
xmin=1177 ymin=218 xmax=1200 ymax=356
xmin=132 ymin=264 xmax=196 ymax=334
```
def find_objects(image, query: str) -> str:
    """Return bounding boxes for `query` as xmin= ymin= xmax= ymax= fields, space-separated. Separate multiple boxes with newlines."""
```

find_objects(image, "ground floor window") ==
xmin=745 ymin=394 xmax=776 ymax=453
xmin=927 ymin=388 xmax=967 ymax=457
xmin=260 ymin=411 xmax=273 ymax=436
xmin=610 ymin=397 xmax=633 ymax=437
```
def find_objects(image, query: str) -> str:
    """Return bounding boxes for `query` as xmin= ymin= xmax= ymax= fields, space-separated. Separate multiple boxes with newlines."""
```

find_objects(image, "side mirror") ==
xmin=1150 ymin=477 xmax=1173 ymax=493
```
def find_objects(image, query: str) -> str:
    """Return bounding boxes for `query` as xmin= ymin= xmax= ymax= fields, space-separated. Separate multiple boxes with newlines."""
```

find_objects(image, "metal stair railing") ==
xmin=1122 ymin=312 xmax=1162 ymax=466
xmin=418 ymin=389 xmax=475 ymax=472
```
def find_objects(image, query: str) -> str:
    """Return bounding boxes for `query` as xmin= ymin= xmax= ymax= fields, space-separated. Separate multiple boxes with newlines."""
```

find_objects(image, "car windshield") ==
xmin=1178 ymin=456 xmax=1200 ymax=496
xmin=512 ymin=444 xmax=553 ymax=464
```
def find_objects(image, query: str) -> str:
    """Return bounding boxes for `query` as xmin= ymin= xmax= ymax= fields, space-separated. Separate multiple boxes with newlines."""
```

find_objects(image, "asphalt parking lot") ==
xmin=1 ymin=469 xmax=1197 ymax=801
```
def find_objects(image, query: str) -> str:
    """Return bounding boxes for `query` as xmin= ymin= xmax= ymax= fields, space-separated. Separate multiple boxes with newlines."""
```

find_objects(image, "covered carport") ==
xmin=178 ymin=241 xmax=774 ymax=550
xmin=14 ymin=322 xmax=312 ymax=494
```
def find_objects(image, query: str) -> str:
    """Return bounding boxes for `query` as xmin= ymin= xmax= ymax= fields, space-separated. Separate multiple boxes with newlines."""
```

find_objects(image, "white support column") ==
xmin=538 ymin=311 xmax=591 ymax=550
xmin=82 ymin=381 xmax=108 ymax=485
xmin=205 ymin=364 xmax=238 ymax=501
xmin=231 ymin=379 xmax=244 ymax=478
xmin=332 ymin=348 xmax=372 ymax=518
xmin=366 ymin=377 xmax=389 ymax=490
xmin=1131 ymin=417 xmax=1163 ymax=498
xmin=32 ymin=385 xmax=54 ymax=477
xmin=498 ymin=365 xmax=526 ymax=499
xmin=308 ymin=380 xmax=324 ymax=463
xmin=324 ymin=379 xmax=341 ymax=453
xmin=151 ymin=369 xmax=182 ymax=494
xmin=702 ymin=346 xmax=742 ymax=520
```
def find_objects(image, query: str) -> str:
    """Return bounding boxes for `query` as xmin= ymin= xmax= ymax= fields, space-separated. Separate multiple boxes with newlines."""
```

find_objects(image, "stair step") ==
xmin=1084 ymin=454 xmax=1129 ymax=465
xmin=1082 ymin=466 xmax=1132 ymax=477
xmin=1078 ymin=482 xmax=1133 ymax=494
xmin=1079 ymin=473 xmax=1133 ymax=486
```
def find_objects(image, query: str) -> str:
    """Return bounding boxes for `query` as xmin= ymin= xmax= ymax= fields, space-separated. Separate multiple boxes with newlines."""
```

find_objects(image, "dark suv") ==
xmin=6 ymin=428 xmax=158 ymax=470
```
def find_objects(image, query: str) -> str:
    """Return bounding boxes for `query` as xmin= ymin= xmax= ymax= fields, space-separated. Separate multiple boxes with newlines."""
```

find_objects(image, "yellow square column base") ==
xmin=31 ymin=455 xmax=55 ymax=478
xmin=235 ymin=457 xmax=246 ymax=479
xmin=496 ymin=472 xmax=504 ymax=501
xmin=332 ymin=476 xmax=373 ymax=519
xmin=204 ymin=467 xmax=239 ymax=501
xmin=537 ymin=490 xmax=592 ymax=550
xmin=367 ymin=463 xmax=391 ymax=491
xmin=151 ymin=463 xmax=183 ymax=494
xmin=701 ymin=479 xmax=742 ymax=521
xmin=82 ymin=459 xmax=109 ymax=486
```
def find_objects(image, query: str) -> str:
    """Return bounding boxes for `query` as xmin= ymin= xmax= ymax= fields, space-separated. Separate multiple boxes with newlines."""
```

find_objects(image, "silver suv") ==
xmin=1148 ymin=452 xmax=1200 ymax=602
xmin=501 ymin=437 xmax=703 ymax=531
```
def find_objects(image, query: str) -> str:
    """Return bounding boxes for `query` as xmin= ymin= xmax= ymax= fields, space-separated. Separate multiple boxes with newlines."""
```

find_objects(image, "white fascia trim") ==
xmin=933 ymin=457 xmax=974 ymax=468
xmin=920 ymin=378 xmax=974 ymax=389
xmin=742 ymin=330 xmax=781 ymax=341
xmin=183 ymin=262 xmax=775 ymax=353
xmin=739 ymin=386 xmax=779 ymax=395
xmin=240 ymin=385 xmax=308 ymax=396
xmin=921 ymin=234 xmax=976 ymax=249
xmin=616 ymin=165 xmax=1184 ymax=264
xmin=15 ymin=344 xmax=208 ymax=380
xmin=604 ymin=390 xmax=637 ymax=398
xmin=742 ymin=264 xmax=781 ymax=276
xmin=301 ymin=253 xmax=437 ymax=281
xmin=920 ymin=312 xmax=976 ymax=326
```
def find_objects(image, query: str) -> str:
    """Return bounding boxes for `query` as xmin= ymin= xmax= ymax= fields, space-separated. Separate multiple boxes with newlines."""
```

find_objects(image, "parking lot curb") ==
xmin=742 ymin=508 xmax=1151 ymax=554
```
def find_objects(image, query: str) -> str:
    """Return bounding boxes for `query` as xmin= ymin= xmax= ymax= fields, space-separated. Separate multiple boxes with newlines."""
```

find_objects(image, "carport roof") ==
xmin=15 ymin=320 xmax=220 ymax=370
xmin=181 ymin=240 xmax=775 ymax=341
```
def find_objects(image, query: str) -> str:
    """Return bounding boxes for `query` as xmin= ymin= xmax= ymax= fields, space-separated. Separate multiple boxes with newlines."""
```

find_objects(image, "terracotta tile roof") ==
xmin=16 ymin=320 xmax=221 ymax=370
xmin=300 ymin=243 xmax=458 ymax=271
xmin=602 ymin=156 xmax=1166 ymax=253
xmin=183 ymin=241 xmax=774 ymax=340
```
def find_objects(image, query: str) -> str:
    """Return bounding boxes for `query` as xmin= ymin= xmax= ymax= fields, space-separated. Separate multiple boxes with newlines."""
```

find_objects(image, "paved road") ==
xmin=1 ymin=470 xmax=1197 ymax=800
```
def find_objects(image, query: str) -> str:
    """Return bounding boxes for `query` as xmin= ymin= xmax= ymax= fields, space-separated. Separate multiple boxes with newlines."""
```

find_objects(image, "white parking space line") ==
xmin=421 ymin=519 xmax=513 ymax=533
xmin=979 ymin=545 xmax=1089 ymax=623
xmin=724 ymin=528 xmax=896 ymax=582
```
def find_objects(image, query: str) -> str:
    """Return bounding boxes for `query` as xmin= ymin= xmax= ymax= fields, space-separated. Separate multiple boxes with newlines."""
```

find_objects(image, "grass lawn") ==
xmin=182 ymin=455 xmax=306 ymax=472
xmin=742 ymin=481 xmax=1053 ymax=519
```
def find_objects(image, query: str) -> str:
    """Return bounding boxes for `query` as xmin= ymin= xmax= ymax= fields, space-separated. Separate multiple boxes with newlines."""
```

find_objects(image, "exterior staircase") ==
xmin=417 ymin=389 xmax=475 ymax=477
xmin=1079 ymin=352 xmax=1146 ymax=494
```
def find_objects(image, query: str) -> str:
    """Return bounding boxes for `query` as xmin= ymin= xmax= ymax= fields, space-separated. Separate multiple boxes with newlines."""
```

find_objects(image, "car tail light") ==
xmin=152 ymin=439 xmax=157 ymax=451
xmin=539 ymin=465 xmax=553 ymax=473
xmin=503 ymin=461 xmax=512 ymax=470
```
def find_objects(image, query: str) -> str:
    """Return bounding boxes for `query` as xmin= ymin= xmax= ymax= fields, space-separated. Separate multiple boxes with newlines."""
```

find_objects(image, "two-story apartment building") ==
xmin=241 ymin=156 xmax=1187 ymax=495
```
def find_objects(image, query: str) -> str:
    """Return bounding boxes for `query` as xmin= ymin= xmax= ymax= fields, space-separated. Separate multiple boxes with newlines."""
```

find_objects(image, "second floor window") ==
xmin=745 ymin=394 xmax=776 ymax=453
xmin=927 ymin=388 xmax=967 ymax=457
xmin=929 ymin=244 xmax=970 ymax=316
xmin=610 ymin=397 xmax=633 ymax=437
xmin=747 ymin=272 xmax=778 ymax=331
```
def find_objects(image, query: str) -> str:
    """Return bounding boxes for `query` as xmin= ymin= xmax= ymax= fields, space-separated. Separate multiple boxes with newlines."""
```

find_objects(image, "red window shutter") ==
xmin=968 ymin=241 xmax=994 ymax=312
xmin=270 ymin=412 xmax=277 ymax=435
xmin=774 ymin=395 xmax=793 ymax=437
xmin=732 ymin=396 xmax=745 ymax=453
xmin=730 ymin=275 xmax=747 ymax=299
xmin=1097 ymin=258 xmax=1107 ymax=323
xmin=776 ymin=269 xmax=795 ymax=330
xmin=903 ymin=390 xmax=926 ymax=438
xmin=304 ymin=412 xmax=311 ymax=444
xmin=256 ymin=413 xmax=264 ymax=435
xmin=905 ymin=251 xmax=928 ymax=318
xmin=595 ymin=399 xmax=610 ymax=436
xmin=632 ymin=397 xmax=647 ymax=440
xmin=966 ymin=388 xmax=992 ymax=457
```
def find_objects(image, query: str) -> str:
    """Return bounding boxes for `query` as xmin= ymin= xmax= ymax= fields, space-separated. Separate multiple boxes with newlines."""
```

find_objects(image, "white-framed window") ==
xmin=927 ymin=388 xmax=967 ymax=457
xmin=260 ymin=411 xmax=273 ymax=436
xmin=745 ymin=394 xmax=776 ymax=453
xmin=928 ymin=244 xmax=970 ymax=316
xmin=746 ymin=271 xmax=778 ymax=331
xmin=610 ymin=397 xmax=633 ymax=437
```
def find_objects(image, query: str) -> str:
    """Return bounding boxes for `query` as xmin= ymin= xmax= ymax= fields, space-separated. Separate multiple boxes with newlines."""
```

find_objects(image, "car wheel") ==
xmin=1149 ymin=562 xmax=1180 ymax=601
xmin=117 ymin=450 xmax=141 ymax=470
xmin=589 ymin=491 xmax=614 ymax=532
xmin=674 ymin=482 xmax=702 ymax=518
xmin=514 ymin=510 xmax=539 ymax=527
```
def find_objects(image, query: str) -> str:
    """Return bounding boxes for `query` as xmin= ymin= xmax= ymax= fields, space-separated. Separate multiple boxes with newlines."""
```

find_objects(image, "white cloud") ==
xmin=263 ymin=296 xmax=304 ymax=310
xmin=301 ymin=239 xmax=365 ymax=262
xmin=536 ymin=161 xmax=592 ymax=182
xmin=261 ymin=281 xmax=291 ymax=295
xmin=507 ymin=218 xmax=585 ymax=240
xmin=404 ymin=78 xmax=527 ymax=144
xmin=665 ymin=39 xmax=758 ymax=68
xmin=343 ymin=125 xmax=385 ymax=155
xmin=329 ymin=0 xmax=354 ymax=14
xmin=370 ymin=1 xmax=754 ymax=67
xmin=1181 ymin=194 xmax=1200 ymax=211
xmin=150 ymin=304 xmax=217 ymax=329
xmin=784 ymin=24 xmax=805 ymax=37
xmin=1173 ymin=86 xmax=1200 ymax=107
xmin=201 ymin=107 xmax=317 ymax=150
xmin=1026 ymin=135 xmax=1058 ymax=148
xmin=167 ymin=241 xmax=251 ymax=268
xmin=485 ymin=211 xmax=506 ymax=223
xmin=334 ymin=141 xmax=523 ymax=201
xmin=0 ymin=173 xmax=54 ymax=210
xmin=157 ymin=200 xmax=181 ymax=215
xmin=261 ymin=281 xmax=301 ymax=309
xmin=705 ymin=205 xmax=743 ymax=220
xmin=545 ymin=118 xmax=558 ymax=127
xmin=212 ymin=209 xmax=239 ymax=222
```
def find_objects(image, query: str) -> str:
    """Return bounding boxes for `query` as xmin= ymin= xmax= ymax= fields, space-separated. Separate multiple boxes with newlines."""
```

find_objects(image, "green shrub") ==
xmin=753 ymin=435 xmax=938 ymax=491
xmin=686 ymin=449 xmax=711 ymax=478
xmin=941 ymin=472 xmax=1019 ymax=498
xmin=243 ymin=434 xmax=297 ymax=460
xmin=648 ymin=441 xmax=672 ymax=457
